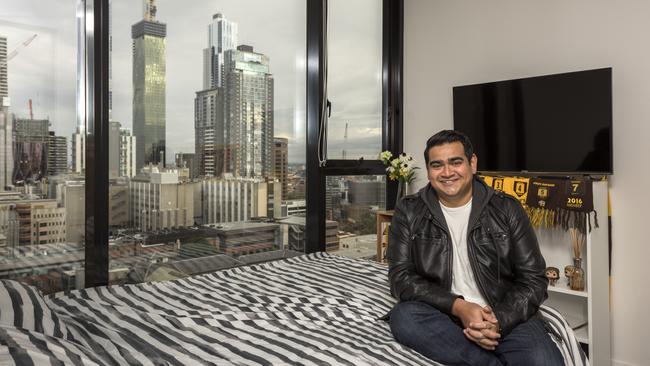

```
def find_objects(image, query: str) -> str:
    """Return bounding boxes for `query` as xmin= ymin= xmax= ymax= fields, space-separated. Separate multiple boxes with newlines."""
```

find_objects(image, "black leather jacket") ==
xmin=387 ymin=176 xmax=548 ymax=337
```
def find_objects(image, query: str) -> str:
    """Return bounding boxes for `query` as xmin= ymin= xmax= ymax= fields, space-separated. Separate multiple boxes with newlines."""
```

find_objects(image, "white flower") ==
xmin=379 ymin=151 xmax=393 ymax=163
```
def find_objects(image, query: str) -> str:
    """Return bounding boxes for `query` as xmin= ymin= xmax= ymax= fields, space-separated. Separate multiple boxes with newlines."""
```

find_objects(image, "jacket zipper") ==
xmin=467 ymin=225 xmax=495 ymax=309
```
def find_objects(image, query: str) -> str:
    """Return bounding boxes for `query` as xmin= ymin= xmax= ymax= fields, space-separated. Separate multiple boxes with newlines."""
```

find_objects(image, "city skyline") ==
xmin=0 ymin=0 xmax=382 ymax=164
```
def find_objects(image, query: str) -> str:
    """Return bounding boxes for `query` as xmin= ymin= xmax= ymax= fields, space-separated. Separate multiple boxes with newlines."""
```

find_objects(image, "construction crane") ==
xmin=0 ymin=34 xmax=37 ymax=68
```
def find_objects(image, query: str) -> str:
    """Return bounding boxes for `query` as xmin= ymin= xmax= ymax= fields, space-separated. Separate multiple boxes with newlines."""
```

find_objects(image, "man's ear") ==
xmin=470 ymin=154 xmax=478 ymax=174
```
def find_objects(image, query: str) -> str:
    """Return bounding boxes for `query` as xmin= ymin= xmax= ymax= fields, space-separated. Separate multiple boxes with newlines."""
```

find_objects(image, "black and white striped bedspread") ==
xmin=1 ymin=253 xmax=588 ymax=365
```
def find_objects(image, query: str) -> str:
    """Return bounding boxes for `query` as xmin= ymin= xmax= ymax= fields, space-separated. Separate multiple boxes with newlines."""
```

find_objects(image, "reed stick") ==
xmin=569 ymin=227 xmax=584 ymax=259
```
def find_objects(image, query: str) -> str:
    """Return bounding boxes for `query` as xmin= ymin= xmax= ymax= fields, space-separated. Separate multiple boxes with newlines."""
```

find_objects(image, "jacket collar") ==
xmin=418 ymin=176 xmax=494 ymax=232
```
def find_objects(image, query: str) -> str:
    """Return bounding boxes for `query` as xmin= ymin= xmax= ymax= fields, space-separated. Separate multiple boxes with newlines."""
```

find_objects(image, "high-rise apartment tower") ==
xmin=132 ymin=0 xmax=166 ymax=170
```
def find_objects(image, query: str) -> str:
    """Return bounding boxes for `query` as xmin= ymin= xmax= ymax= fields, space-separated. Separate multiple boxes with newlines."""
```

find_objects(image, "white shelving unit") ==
xmin=537 ymin=180 xmax=611 ymax=365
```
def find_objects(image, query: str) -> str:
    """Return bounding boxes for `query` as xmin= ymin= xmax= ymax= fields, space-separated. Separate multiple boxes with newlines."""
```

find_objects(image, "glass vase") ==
xmin=395 ymin=180 xmax=406 ymax=207
xmin=570 ymin=258 xmax=585 ymax=291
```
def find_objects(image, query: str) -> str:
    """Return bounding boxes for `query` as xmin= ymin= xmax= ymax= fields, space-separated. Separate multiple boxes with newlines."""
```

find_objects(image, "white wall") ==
xmin=404 ymin=1 xmax=650 ymax=365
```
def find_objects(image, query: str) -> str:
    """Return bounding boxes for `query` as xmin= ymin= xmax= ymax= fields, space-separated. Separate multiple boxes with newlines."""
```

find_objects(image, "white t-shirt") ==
xmin=440 ymin=199 xmax=488 ymax=308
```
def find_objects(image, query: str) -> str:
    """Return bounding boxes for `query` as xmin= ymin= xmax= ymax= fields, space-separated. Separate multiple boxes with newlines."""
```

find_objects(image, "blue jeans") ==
xmin=389 ymin=301 xmax=565 ymax=366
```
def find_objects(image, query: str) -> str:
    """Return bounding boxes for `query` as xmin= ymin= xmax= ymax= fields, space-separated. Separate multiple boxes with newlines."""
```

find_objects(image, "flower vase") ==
xmin=570 ymin=258 xmax=585 ymax=291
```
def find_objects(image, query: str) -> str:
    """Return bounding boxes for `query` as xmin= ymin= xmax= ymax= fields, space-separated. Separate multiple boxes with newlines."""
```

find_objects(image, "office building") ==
xmin=206 ymin=221 xmax=280 ymax=256
xmin=195 ymin=14 xmax=237 ymax=179
xmin=129 ymin=166 xmax=194 ymax=232
xmin=120 ymin=127 xmax=136 ymax=178
xmin=55 ymin=180 xmax=84 ymax=244
xmin=132 ymin=0 xmax=166 ymax=169
xmin=195 ymin=88 xmax=225 ymax=177
xmin=0 ymin=36 xmax=12 ymax=189
xmin=13 ymin=118 xmax=49 ymax=184
xmin=175 ymin=152 xmax=196 ymax=179
xmin=0 ymin=198 xmax=66 ymax=247
xmin=71 ymin=130 xmax=85 ymax=174
xmin=200 ymin=175 xmax=268 ymax=224
xmin=47 ymin=132 xmax=68 ymax=175
xmin=0 ymin=36 xmax=7 ymax=101
xmin=279 ymin=216 xmax=339 ymax=253
xmin=224 ymin=45 xmax=274 ymax=178
xmin=273 ymin=137 xmax=288 ymax=200
xmin=109 ymin=122 xmax=137 ymax=179
xmin=203 ymin=13 xmax=237 ymax=89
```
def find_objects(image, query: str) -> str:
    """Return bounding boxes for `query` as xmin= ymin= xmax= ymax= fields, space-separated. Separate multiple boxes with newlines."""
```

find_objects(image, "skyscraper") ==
xmin=0 ymin=35 xmax=13 ymax=189
xmin=132 ymin=0 xmax=166 ymax=170
xmin=203 ymin=13 xmax=237 ymax=89
xmin=13 ymin=118 xmax=49 ymax=184
xmin=195 ymin=14 xmax=237 ymax=179
xmin=224 ymin=45 xmax=274 ymax=178
xmin=47 ymin=132 xmax=68 ymax=175
xmin=195 ymin=87 xmax=225 ymax=177
xmin=0 ymin=36 xmax=8 ymax=101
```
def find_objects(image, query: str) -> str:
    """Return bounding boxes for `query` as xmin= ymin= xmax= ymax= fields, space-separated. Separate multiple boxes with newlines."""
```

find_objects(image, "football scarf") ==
xmin=480 ymin=176 xmax=530 ymax=206
xmin=480 ymin=175 xmax=598 ymax=234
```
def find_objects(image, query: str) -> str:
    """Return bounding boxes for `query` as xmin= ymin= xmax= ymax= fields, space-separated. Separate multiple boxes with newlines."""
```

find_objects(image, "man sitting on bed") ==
xmin=387 ymin=130 xmax=564 ymax=366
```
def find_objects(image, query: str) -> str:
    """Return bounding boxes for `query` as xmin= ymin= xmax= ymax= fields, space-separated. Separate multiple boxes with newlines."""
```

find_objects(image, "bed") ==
xmin=0 ymin=253 xmax=587 ymax=365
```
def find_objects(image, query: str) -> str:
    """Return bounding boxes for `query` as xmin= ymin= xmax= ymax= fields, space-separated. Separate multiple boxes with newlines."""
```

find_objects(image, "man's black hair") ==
xmin=423 ymin=130 xmax=474 ymax=165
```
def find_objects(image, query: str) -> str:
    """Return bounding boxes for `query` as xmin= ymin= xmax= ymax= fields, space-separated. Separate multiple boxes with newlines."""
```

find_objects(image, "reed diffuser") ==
xmin=569 ymin=228 xmax=586 ymax=291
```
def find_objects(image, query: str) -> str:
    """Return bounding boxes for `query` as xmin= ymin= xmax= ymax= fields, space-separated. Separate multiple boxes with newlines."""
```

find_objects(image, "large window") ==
xmin=0 ymin=0 xmax=401 ymax=290
xmin=107 ymin=0 xmax=306 ymax=284
xmin=326 ymin=0 xmax=383 ymax=160
xmin=309 ymin=0 xmax=401 ymax=260
xmin=0 ymin=0 xmax=85 ymax=294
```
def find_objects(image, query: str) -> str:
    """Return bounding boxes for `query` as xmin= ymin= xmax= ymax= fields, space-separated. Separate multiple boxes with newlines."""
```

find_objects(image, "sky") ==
xmin=0 ymin=0 xmax=383 ymax=164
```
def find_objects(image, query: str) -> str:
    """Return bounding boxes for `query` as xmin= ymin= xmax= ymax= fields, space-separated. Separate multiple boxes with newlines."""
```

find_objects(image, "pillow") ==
xmin=0 ymin=280 xmax=68 ymax=338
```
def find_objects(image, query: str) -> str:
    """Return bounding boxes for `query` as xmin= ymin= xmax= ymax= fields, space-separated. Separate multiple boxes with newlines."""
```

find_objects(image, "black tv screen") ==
xmin=453 ymin=68 xmax=613 ymax=174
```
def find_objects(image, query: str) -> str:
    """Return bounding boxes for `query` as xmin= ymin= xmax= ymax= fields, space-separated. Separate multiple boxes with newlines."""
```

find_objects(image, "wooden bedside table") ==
xmin=376 ymin=210 xmax=394 ymax=263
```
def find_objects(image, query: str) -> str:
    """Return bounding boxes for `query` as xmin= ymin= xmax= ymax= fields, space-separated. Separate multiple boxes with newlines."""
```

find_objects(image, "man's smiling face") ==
xmin=426 ymin=141 xmax=477 ymax=207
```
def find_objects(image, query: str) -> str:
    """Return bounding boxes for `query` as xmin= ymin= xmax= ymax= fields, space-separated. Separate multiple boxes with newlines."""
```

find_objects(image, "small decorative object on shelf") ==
xmin=569 ymin=228 xmax=586 ymax=291
xmin=571 ymin=258 xmax=585 ymax=291
xmin=545 ymin=267 xmax=560 ymax=286
xmin=379 ymin=151 xmax=419 ymax=206
xmin=564 ymin=264 xmax=575 ymax=286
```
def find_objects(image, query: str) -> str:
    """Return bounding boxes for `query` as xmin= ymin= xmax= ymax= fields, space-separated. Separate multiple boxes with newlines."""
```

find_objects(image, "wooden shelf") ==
xmin=548 ymin=284 xmax=588 ymax=298
xmin=376 ymin=210 xmax=394 ymax=263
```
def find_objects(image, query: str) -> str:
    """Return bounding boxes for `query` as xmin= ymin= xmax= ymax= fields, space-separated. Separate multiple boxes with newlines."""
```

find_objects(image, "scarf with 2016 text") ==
xmin=480 ymin=175 xmax=598 ymax=235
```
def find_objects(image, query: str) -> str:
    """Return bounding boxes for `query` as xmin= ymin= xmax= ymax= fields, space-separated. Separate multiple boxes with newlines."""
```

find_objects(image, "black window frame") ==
xmin=85 ymin=0 xmax=403 ymax=286
xmin=306 ymin=0 xmax=404 ymax=253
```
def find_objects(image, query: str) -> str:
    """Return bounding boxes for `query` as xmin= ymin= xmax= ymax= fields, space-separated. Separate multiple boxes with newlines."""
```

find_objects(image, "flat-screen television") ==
xmin=453 ymin=68 xmax=613 ymax=174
